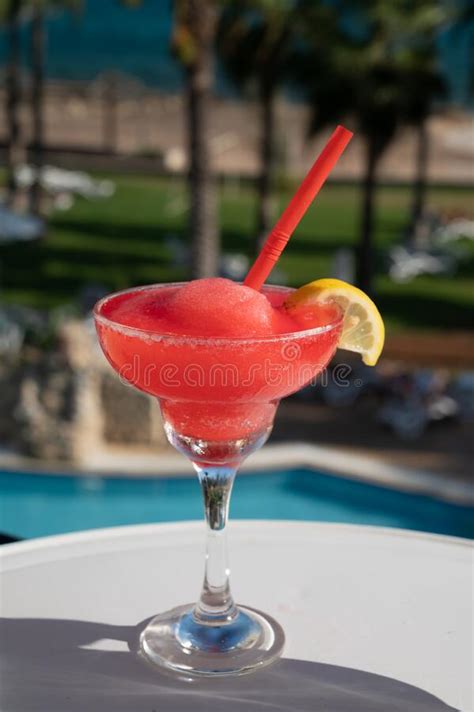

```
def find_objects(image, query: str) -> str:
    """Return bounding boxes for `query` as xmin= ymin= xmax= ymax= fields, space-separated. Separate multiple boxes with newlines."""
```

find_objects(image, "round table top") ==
xmin=0 ymin=521 xmax=471 ymax=712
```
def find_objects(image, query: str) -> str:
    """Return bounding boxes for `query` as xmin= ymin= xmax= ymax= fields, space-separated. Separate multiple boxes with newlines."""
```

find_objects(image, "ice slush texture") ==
xmin=104 ymin=277 xmax=300 ymax=337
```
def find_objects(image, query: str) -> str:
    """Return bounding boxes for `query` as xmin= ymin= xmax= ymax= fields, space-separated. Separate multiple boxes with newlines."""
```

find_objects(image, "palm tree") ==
xmin=100 ymin=72 xmax=119 ymax=154
xmin=27 ymin=0 xmax=81 ymax=216
xmin=351 ymin=62 xmax=404 ymax=294
xmin=401 ymin=59 xmax=446 ymax=240
xmin=217 ymin=0 xmax=299 ymax=246
xmin=172 ymin=0 xmax=219 ymax=278
xmin=122 ymin=0 xmax=220 ymax=278
xmin=0 ymin=0 xmax=22 ymax=207
xmin=28 ymin=0 xmax=45 ymax=215
xmin=303 ymin=0 xmax=451 ymax=293
xmin=302 ymin=42 xmax=404 ymax=293
xmin=399 ymin=2 xmax=460 ymax=239
xmin=387 ymin=1 xmax=451 ymax=241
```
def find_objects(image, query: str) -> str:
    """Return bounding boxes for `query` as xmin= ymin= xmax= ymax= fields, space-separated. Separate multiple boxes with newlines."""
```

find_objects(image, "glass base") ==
xmin=140 ymin=604 xmax=285 ymax=677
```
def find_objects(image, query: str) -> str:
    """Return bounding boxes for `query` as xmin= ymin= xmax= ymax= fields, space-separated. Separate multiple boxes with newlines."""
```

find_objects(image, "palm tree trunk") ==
xmin=29 ymin=2 xmax=45 ymax=216
xmin=186 ymin=0 xmax=219 ymax=279
xmin=102 ymin=74 xmax=118 ymax=154
xmin=357 ymin=138 xmax=378 ymax=295
xmin=5 ymin=0 xmax=21 ymax=207
xmin=409 ymin=120 xmax=429 ymax=241
xmin=256 ymin=78 xmax=276 ymax=250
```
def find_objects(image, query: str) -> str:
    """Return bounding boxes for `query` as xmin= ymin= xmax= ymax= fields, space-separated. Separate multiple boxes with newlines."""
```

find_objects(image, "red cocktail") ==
xmin=94 ymin=278 xmax=342 ymax=676
xmin=96 ymin=280 xmax=341 ymax=457
xmin=93 ymin=127 xmax=376 ymax=677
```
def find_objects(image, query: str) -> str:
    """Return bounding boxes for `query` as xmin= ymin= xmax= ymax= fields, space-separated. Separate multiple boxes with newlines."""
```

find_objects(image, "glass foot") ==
xmin=140 ymin=604 xmax=285 ymax=677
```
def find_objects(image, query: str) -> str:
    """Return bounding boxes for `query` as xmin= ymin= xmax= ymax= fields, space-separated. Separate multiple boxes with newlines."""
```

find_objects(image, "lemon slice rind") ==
xmin=285 ymin=279 xmax=385 ymax=366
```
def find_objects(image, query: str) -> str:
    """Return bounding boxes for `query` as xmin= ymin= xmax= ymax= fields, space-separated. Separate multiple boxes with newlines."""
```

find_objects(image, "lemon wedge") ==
xmin=285 ymin=278 xmax=385 ymax=366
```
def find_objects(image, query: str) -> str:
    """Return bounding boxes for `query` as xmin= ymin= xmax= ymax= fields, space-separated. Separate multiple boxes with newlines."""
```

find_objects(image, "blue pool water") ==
xmin=0 ymin=469 xmax=472 ymax=540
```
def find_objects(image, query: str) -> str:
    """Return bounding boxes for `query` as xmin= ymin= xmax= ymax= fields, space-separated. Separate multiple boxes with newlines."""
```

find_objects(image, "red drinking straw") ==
xmin=244 ymin=125 xmax=353 ymax=291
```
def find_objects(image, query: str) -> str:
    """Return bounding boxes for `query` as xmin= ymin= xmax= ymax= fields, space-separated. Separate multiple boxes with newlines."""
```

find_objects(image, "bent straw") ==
xmin=244 ymin=125 xmax=353 ymax=291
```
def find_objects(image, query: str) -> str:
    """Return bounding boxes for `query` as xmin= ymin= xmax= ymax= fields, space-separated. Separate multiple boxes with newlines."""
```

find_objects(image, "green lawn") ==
xmin=1 ymin=175 xmax=473 ymax=331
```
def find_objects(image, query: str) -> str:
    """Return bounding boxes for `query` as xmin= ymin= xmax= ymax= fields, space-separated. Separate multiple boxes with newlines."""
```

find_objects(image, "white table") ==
xmin=0 ymin=521 xmax=471 ymax=712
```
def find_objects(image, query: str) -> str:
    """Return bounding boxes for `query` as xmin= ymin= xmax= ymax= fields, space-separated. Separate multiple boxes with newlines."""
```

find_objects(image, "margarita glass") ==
xmin=94 ymin=282 xmax=342 ymax=676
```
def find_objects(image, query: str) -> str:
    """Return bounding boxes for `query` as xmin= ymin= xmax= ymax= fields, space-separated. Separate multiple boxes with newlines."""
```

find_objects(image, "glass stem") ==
xmin=193 ymin=465 xmax=238 ymax=625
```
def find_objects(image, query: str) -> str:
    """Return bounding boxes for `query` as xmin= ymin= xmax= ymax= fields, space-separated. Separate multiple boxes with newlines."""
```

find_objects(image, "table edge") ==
xmin=1 ymin=520 xmax=472 ymax=563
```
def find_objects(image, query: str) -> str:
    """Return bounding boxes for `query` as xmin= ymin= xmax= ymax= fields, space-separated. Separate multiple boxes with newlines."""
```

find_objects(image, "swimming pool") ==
xmin=1 ymin=468 xmax=472 ymax=540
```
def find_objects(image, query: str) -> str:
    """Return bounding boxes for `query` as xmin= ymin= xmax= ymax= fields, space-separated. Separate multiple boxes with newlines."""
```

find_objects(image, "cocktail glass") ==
xmin=94 ymin=282 xmax=342 ymax=677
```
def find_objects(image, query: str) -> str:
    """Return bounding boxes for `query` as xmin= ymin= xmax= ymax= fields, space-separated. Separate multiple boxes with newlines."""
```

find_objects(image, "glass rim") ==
xmin=93 ymin=281 xmax=344 ymax=344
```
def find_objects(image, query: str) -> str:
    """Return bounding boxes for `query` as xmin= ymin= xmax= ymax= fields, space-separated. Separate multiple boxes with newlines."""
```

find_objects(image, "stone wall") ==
xmin=0 ymin=319 xmax=170 ymax=463
xmin=101 ymin=372 xmax=167 ymax=447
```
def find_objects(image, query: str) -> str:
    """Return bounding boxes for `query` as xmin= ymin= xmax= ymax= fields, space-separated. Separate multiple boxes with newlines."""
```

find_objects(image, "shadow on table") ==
xmin=0 ymin=617 xmax=458 ymax=712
